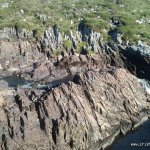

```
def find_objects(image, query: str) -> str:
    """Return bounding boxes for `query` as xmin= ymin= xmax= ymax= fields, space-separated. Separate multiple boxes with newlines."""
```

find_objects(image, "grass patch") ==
xmin=64 ymin=39 xmax=72 ymax=50
xmin=0 ymin=0 xmax=150 ymax=42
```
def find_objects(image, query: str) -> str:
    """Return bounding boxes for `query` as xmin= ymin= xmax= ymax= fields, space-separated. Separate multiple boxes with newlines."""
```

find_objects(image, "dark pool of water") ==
xmin=0 ymin=75 xmax=75 ymax=89
xmin=0 ymin=76 xmax=30 ymax=87
xmin=106 ymin=120 xmax=150 ymax=150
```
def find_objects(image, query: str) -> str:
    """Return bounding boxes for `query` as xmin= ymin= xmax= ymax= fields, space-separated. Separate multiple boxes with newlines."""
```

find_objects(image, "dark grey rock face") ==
xmin=119 ymin=44 xmax=150 ymax=80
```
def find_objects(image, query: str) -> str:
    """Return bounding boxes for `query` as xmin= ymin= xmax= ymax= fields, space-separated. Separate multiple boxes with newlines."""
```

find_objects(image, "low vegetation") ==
xmin=0 ymin=0 xmax=150 ymax=43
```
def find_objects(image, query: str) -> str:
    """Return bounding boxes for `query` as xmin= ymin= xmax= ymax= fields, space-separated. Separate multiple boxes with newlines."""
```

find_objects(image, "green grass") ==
xmin=0 ymin=0 xmax=150 ymax=43
xmin=64 ymin=39 xmax=72 ymax=50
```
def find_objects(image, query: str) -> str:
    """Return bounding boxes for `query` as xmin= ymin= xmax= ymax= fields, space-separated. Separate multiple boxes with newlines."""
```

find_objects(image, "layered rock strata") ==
xmin=0 ymin=68 xmax=150 ymax=150
xmin=0 ymin=25 xmax=150 ymax=150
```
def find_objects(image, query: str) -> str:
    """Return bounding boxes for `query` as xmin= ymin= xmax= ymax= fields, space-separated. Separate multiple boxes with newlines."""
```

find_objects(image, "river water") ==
xmin=0 ymin=75 xmax=74 ymax=89
xmin=106 ymin=120 xmax=150 ymax=150
xmin=106 ymin=78 xmax=150 ymax=150
xmin=1 ymin=76 xmax=29 ymax=87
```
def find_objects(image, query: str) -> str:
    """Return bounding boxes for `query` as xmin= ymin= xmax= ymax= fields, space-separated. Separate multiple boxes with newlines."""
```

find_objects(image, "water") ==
xmin=106 ymin=120 xmax=150 ymax=150
xmin=0 ymin=76 xmax=30 ymax=87
xmin=0 ymin=75 xmax=75 ymax=89
xmin=138 ymin=79 xmax=150 ymax=94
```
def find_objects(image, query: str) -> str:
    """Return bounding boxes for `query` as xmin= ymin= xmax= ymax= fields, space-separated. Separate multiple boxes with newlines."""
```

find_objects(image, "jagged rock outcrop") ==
xmin=0 ymin=24 xmax=103 ymax=76
xmin=40 ymin=22 xmax=103 ymax=54
xmin=0 ymin=25 xmax=149 ymax=81
xmin=41 ymin=25 xmax=63 ymax=51
xmin=0 ymin=27 xmax=33 ymax=40
xmin=0 ymin=24 xmax=150 ymax=150
xmin=0 ymin=68 xmax=150 ymax=150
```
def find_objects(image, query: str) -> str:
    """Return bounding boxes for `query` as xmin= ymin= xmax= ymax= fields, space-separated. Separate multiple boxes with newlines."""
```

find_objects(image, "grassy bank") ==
xmin=0 ymin=0 xmax=150 ymax=42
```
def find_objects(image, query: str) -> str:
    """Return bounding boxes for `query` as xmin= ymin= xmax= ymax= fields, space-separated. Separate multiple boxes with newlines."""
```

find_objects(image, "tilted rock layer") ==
xmin=0 ymin=68 xmax=150 ymax=150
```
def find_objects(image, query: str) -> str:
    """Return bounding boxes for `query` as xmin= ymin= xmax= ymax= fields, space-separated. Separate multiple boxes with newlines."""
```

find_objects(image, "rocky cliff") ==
xmin=0 ymin=24 xmax=150 ymax=80
xmin=0 ymin=25 xmax=150 ymax=150
xmin=0 ymin=67 xmax=150 ymax=150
